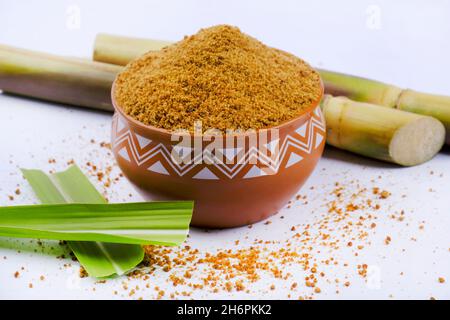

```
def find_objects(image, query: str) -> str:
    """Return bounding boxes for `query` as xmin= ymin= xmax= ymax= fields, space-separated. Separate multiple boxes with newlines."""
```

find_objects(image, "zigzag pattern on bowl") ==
xmin=112 ymin=106 xmax=325 ymax=180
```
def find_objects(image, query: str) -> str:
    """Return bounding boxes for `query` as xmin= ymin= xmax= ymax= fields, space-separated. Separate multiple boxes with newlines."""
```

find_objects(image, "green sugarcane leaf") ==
xmin=0 ymin=202 xmax=193 ymax=243
xmin=17 ymin=166 xmax=193 ymax=277
xmin=21 ymin=166 xmax=143 ymax=277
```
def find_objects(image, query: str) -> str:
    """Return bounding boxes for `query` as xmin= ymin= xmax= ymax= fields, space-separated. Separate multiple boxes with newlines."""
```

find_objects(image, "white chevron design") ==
xmin=265 ymin=139 xmax=279 ymax=153
xmin=193 ymin=167 xmax=219 ymax=180
xmin=148 ymin=161 xmax=169 ymax=175
xmin=295 ymin=122 xmax=308 ymax=137
xmin=217 ymin=147 xmax=243 ymax=163
xmin=244 ymin=165 xmax=268 ymax=179
xmin=118 ymin=147 xmax=130 ymax=162
xmin=136 ymin=134 xmax=152 ymax=149
xmin=315 ymin=132 xmax=324 ymax=149
xmin=285 ymin=152 xmax=304 ymax=168
xmin=112 ymin=106 xmax=325 ymax=179
xmin=173 ymin=145 xmax=192 ymax=158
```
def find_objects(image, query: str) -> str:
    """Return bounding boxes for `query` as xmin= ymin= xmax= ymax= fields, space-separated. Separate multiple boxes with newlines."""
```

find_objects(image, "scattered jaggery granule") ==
xmin=14 ymin=271 xmax=20 ymax=278
xmin=83 ymin=179 xmax=409 ymax=299
xmin=379 ymin=191 xmax=391 ymax=199
xmin=115 ymin=25 xmax=322 ymax=132
xmin=79 ymin=267 xmax=88 ymax=278
xmin=235 ymin=280 xmax=245 ymax=291
xmin=357 ymin=264 xmax=368 ymax=278
xmin=438 ymin=277 xmax=445 ymax=284
xmin=100 ymin=142 xmax=111 ymax=149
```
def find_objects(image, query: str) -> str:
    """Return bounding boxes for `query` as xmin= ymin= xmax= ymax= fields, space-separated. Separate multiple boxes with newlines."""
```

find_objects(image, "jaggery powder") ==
xmin=114 ymin=25 xmax=322 ymax=132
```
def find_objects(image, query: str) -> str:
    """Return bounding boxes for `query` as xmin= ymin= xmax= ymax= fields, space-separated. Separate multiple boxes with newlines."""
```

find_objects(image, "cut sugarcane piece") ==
xmin=318 ymin=69 xmax=403 ymax=108
xmin=319 ymin=70 xmax=450 ymax=144
xmin=0 ymin=44 xmax=120 ymax=111
xmin=321 ymin=95 xmax=445 ymax=166
xmin=93 ymin=33 xmax=171 ymax=66
xmin=397 ymin=90 xmax=450 ymax=144
xmin=91 ymin=34 xmax=450 ymax=145
xmin=93 ymin=33 xmax=168 ymax=66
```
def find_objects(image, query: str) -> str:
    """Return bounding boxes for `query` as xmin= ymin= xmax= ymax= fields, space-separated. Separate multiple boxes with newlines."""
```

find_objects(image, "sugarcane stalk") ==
xmin=321 ymin=95 xmax=445 ymax=166
xmin=0 ymin=44 xmax=445 ymax=166
xmin=318 ymin=69 xmax=403 ymax=108
xmin=93 ymin=33 xmax=171 ymax=67
xmin=91 ymin=34 xmax=450 ymax=144
xmin=93 ymin=34 xmax=167 ymax=66
xmin=319 ymin=71 xmax=450 ymax=144
xmin=397 ymin=90 xmax=450 ymax=143
xmin=320 ymin=71 xmax=450 ymax=145
xmin=0 ymin=44 xmax=121 ymax=111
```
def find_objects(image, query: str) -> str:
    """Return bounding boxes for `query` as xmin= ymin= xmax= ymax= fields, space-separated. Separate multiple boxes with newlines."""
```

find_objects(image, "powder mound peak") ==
xmin=184 ymin=25 xmax=249 ymax=50
xmin=114 ymin=24 xmax=322 ymax=132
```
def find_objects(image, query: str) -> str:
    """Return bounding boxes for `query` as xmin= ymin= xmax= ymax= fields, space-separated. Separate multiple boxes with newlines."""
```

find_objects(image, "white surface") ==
xmin=0 ymin=0 xmax=449 ymax=300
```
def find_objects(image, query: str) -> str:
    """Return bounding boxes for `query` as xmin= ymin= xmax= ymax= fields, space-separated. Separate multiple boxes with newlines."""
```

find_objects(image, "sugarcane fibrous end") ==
xmin=390 ymin=117 xmax=445 ymax=166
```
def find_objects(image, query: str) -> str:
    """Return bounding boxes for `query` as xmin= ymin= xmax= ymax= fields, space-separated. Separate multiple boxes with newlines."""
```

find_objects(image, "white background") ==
xmin=0 ymin=0 xmax=449 ymax=300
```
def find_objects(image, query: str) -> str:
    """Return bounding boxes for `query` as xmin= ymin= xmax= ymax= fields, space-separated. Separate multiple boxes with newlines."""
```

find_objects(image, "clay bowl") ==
xmin=111 ymin=82 xmax=325 ymax=228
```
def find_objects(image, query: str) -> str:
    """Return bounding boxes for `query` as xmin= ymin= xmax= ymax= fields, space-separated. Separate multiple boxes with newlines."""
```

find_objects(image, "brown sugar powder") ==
xmin=114 ymin=25 xmax=322 ymax=132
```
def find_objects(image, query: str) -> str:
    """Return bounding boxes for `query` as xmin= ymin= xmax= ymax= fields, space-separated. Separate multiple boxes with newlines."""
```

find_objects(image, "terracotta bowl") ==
xmin=111 ymin=82 xmax=325 ymax=228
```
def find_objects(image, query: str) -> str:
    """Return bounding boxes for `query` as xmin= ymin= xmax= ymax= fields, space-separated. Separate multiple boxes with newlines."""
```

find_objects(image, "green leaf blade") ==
xmin=20 ymin=169 xmax=67 ymax=204
xmin=16 ymin=165 xmax=192 ymax=277
xmin=0 ymin=203 xmax=193 ymax=245
xmin=21 ymin=166 xmax=144 ymax=277
xmin=68 ymin=242 xmax=144 ymax=278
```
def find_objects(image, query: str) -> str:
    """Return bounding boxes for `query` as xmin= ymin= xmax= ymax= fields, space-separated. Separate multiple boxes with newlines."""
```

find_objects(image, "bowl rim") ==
xmin=111 ymin=76 xmax=324 ymax=139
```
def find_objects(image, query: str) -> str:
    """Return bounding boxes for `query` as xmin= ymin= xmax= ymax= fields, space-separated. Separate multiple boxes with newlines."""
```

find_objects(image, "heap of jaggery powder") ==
xmin=114 ymin=25 xmax=322 ymax=132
